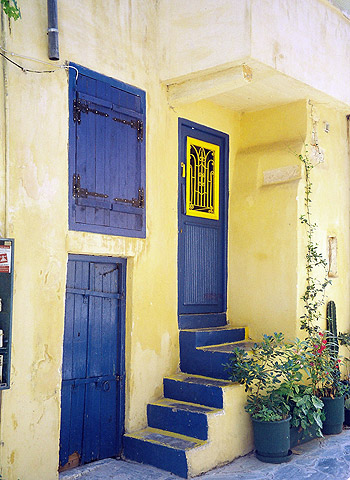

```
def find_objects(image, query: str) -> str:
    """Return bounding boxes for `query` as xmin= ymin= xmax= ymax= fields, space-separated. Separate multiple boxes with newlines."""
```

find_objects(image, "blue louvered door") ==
xmin=178 ymin=120 xmax=228 ymax=328
xmin=59 ymin=255 xmax=126 ymax=469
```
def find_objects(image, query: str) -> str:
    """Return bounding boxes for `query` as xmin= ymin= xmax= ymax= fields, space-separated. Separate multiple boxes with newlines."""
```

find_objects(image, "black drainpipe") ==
xmin=47 ymin=0 xmax=59 ymax=60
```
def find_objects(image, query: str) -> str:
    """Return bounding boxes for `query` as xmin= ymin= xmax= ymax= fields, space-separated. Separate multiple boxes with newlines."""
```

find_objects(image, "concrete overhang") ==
xmin=158 ymin=0 xmax=350 ymax=112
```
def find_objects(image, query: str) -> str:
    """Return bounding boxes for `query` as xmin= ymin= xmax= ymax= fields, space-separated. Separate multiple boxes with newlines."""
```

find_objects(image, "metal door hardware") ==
xmin=73 ymin=99 xmax=144 ymax=142
xmin=73 ymin=174 xmax=109 ymax=199
xmin=73 ymin=99 xmax=108 ymax=124
xmin=114 ymin=187 xmax=144 ymax=208
xmin=112 ymin=117 xmax=143 ymax=142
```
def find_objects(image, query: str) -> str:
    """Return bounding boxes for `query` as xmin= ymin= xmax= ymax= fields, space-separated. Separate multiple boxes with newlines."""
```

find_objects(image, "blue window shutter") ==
xmin=69 ymin=64 xmax=146 ymax=238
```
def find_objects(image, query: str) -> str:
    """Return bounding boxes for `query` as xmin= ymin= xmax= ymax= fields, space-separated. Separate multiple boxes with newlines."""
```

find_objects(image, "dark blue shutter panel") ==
xmin=69 ymin=66 xmax=146 ymax=237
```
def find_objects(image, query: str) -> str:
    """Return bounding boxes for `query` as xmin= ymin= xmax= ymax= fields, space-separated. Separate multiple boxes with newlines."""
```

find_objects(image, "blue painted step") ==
xmin=123 ymin=427 xmax=204 ymax=478
xmin=147 ymin=398 xmax=219 ymax=440
xmin=123 ymin=322 xmax=251 ymax=477
xmin=163 ymin=373 xmax=231 ymax=409
xmin=179 ymin=326 xmax=248 ymax=379
xmin=180 ymin=325 xmax=246 ymax=348
xmin=180 ymin=341 xmax=253 ymax=379
xmin=178 ymin=313 xmax=227 ymax=329
xmin=180 ymin=347 xmax=232 ymax=379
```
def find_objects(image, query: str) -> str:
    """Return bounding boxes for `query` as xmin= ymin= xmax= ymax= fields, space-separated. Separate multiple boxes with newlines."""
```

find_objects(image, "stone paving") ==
xmin=60 ymin=428 xmax=350 ymax=480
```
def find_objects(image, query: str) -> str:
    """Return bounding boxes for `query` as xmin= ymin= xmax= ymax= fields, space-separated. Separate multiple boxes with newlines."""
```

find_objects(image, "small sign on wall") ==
xmin=0 ymin=238 xmax=14 ymax=390
xmin=0 ymin=244 xmax=11 ymax=273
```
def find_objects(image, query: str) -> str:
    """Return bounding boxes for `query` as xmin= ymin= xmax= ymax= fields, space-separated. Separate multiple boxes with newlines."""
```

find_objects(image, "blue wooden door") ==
xmin=178 ymin=120 xmax=228 ymax=328
xmin=59 ymin=255 xmax=126 ymax=468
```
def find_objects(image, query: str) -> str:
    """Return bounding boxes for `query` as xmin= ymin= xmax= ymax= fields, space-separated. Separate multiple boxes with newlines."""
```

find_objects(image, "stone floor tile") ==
xmin=316 ymin=457 xmax=350 ymax=477
xmin=59 ymin=430 xmax=350 ymax=480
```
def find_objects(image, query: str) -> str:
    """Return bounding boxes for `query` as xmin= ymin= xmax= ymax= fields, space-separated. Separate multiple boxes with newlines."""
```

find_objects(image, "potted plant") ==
xmin=345 ymin=398 xmax=350 ymax=427
xmin=280 ymin=383 xmax=324 ymax=446
xmin=297 ymin=151 xmax=347 ymax=434
xmin=302 ymin=330 xmax=347 ymax=434
xmin=227 ymin=332 xmax=304 ymax=463
xmin=337 ymin=331 xmax=350 ymax=426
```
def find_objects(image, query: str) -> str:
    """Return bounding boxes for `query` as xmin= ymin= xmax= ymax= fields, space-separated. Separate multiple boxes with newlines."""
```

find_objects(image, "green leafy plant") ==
xmin=302 ymin=330 xmax=347 ymax=397
xmin=345 ymin=397 xmax=350 ymax=410
xmin=337 ymin=332 xmax=350 ymax=409
xmin=276 ymin=383 xmax=324 ymax=437
xmin=297 ymin=150 xmax=348 ymax=398
xmin=227 ymin=333 xmax=304 ymax=421
xmin=298 ymin=150 xmax=332 ymax=334
xmin=1 ymin=0 xmax=20 ymax=20
xmin=338 ymin=332 xmax=350 ymax=381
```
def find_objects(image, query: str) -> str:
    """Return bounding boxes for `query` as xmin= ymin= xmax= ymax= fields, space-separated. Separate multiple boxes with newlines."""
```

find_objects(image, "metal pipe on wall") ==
xmin=47 ymin=0 xmax=59 ymax=61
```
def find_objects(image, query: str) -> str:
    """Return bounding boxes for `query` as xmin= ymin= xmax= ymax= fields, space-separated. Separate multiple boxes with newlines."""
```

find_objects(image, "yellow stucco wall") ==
xmin=296 ymin=102 xmax=350 ymax=335
xmin=228 ymin=101 xmax=307 ymax=340
xmin=0 ymin=1 xmax=177 ymax=479
xmin=0 ymin=3 xmax=241 ymax=479
xmin=228 ymin=99 xmax=350 ymax=343
xmin=0 ymin=2 xmax=349 ymax=480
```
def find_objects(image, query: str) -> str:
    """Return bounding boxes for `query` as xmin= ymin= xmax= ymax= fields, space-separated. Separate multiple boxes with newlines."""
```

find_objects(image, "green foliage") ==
xmin=338 ymin=331 xmax=350 ymax=379
xmin=228 ymin=149 xmax=347 ymax=427
xmin=277 ymin=383 xmax=324 ymax=438
xmin=1 ymin=0 xmax=20 ymax=20
xmin=302 ymin=330 xmax=347 ymax=397
xmin=344 ymin=396 xmax=350 ymax=410
xmin=297 ymin=151 xmax=347 ymax=397
xmin=226 ymin=333 xmax=304 ymax=421
xmin=298 ymin=150 xmax=332 ymax=334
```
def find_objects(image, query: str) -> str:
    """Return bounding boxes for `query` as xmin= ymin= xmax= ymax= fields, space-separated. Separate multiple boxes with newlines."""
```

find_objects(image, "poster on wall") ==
xmin=0 ymin=244 xmax=11 ymax=273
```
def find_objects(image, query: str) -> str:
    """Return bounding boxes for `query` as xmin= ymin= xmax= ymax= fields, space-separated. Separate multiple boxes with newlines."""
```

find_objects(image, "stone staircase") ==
xmin=123 ymin=321 xmax=254 ymax=478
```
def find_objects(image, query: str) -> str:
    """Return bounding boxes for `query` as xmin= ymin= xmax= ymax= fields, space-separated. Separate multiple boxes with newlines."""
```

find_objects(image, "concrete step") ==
xmin=163 ymin=373 xmax=232 ymax=408
xmin=123 ymin=380 xmax=253 ymax=478
xmin=180 ymin=325 xmax=246 ymax=348
xmin=147 ymin=398 xmax=219 ymax=440
xmin=198 ymin=340 xmax=255 ymax=353
xmin=179 ymin=326 xmax=250 ymax=379
xmin=123 ymin=427 xmax=204 ymax=478
xmin=178 ymin=313 xmax=227 ymax=329
xmin=123 ymin=322 xmax=253 ymax=477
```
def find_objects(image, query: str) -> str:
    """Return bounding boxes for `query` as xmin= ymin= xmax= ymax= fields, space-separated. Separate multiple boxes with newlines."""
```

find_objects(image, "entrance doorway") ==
xmin=178 ymin=119 xmax=229 ymax=328
xmin=59 ymin=255 xmax=126 ymax=470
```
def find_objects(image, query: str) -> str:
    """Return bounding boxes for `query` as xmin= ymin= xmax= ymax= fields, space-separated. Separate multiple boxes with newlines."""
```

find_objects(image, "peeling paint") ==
xmin=11 ymin=414 xmax=17 ymax=431
xmin=309 ymin=101 xmax=325 ymax=164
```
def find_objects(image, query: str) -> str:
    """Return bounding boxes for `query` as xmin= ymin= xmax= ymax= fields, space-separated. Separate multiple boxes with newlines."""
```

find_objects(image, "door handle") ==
xmin=181 ymin=162 xmax=186 ymax=178
xmin=102 ymin=381 xmax=110 ymax=392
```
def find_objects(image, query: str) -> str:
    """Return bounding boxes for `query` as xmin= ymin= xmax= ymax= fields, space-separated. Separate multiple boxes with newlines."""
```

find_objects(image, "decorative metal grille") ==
xmin=186 ymin=137 xmax=219 ymax=220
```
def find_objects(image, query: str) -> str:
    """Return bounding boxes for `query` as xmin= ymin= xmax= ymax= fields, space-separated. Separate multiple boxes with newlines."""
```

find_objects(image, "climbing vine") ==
xmin=1 ymin=0 xmax=20 ymax=20
xmin=299 ymin=149 xmax=331 ymax=334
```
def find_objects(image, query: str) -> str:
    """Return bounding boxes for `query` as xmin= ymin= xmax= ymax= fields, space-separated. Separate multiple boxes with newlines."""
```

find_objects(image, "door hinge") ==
xmin=73 ymin=98 xmax=144 ymax=142
xmin=113 ymin=187 xmax=144 ymax=208
xmin=73 ymin=99 xmax=109 ymax=124
xmin=73 ymin=174 xmax=109 ymax=199
xmin=112 ymin=116 xmax=144 ymax=142
xmin=136 ymin=120 xmax=144 ymax=142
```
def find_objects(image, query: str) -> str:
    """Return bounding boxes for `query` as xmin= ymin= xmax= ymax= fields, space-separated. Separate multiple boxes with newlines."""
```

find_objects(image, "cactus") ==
xmin=326 ymin=300 xmax=340 ymax=380
xmin=326 ymin=300 xmax=339 ymax=355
